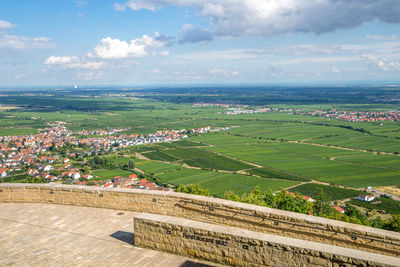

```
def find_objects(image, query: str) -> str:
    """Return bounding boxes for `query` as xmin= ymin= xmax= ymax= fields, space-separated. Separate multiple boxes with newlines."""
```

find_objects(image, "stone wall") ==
xmin=0 ymin=183 xmax=399 ymax=257
xmin=134 ymin=213 xmax=400 ymax=267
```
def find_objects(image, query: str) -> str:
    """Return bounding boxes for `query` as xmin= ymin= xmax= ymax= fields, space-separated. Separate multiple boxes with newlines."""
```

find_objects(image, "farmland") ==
xmin=289 ymin=183 xmax=361 ymax=201
xmin=0 ymin=88 xmax=399 ymax=201
xmin=157 ymin=168 xmax=298 ymax=197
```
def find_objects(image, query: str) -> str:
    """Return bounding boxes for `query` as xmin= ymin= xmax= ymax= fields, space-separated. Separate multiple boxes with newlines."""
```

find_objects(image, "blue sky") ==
xmin=0 ymin=0 xmax=399 ymax=86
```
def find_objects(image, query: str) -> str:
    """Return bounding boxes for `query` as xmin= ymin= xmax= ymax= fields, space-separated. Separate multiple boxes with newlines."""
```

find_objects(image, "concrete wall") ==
xmin=134 ymin=213 xmax=400 ymax=267
xmin=0 ymin=183 xmax=399 ymax=257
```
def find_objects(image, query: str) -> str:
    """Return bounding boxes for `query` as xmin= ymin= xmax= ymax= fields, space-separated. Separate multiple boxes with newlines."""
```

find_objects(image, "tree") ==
xmin=345 ymin=204 xmax=368 ymax=225
xmin=176 ymin=184 xmax=211 ymax=197
xmin=49 ymin=141 xmax=56 ymax=152
xmin=384 ymin=214 xmax=400 ymax=232
xmin=313 ymin=187 xmax=332 ymax=217
xmin=129 ymin=159 xmax=135 ymax=169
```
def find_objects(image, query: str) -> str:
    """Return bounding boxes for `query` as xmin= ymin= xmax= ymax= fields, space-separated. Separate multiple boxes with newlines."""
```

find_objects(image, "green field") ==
xmin=135 ymin=160 xmax=182 ymax=174
xmin=193 ymin=135 xmax=400 ymax=188
xmin=248 ymin=167 xmax=310 ymax=182
xmin=289 ymin=183 xmax=361 ymax=200
xmin=0 ymin=127 xmax=38 ymax=136
xmin=1 ymin=93 xmax=399 ymax=192
xmin=143 ymin=150 xmax=180 ymax=162
xmin=183 ymin=155 xmax=253 ymax=171
xmin=91 ymin=169 xmax=133 ymax=180
xmin=156 ymin=140 xmax=205 ymax=148
xmin=157 ymin=168 xmax=298 ymax=197
xmin=163 ymin=147 xmax=215 ymax=159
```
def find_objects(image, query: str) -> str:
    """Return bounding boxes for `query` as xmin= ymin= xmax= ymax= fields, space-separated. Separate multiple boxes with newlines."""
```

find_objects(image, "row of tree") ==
xmin=176 ymin=184 xmax=400 ymax=233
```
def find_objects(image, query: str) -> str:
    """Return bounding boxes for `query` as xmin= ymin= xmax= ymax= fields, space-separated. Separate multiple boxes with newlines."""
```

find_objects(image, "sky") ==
xmin=0 ymin=0 xmax=400 ymax=86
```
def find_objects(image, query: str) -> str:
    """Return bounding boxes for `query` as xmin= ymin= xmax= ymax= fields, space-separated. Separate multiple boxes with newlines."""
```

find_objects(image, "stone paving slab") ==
xmin=0 ymin=203 xmax=221 ymax=267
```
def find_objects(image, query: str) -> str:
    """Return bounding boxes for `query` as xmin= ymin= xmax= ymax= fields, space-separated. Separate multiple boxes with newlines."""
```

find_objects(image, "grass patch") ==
xmin=91 ymin=169 xmax=133 ymax=180
xmin=143 ymin=150 xmax=180 ymax=162
xmin=249 ymin=167 xmax=310 ymax=182
xmin=135 ymin=160 xmax=181 ymax=174
xmin=183 ymin=155 xmax=253 ymax=171
xmin=165 ymin=147 xmax=215 ymax=159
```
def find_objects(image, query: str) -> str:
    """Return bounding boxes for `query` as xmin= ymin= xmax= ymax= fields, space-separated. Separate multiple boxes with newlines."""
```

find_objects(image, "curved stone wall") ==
xmin=0 ymin=183 xmax=399 ymax=257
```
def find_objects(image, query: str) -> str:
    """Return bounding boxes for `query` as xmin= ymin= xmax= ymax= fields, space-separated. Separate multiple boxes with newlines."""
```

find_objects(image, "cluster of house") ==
xmin=0 ymin=124 xmax=215 ymax=187
xmin=301 ymin=110 xmax=400 ymax=122
xmin=192 ymin=102 xmax=249 ymax=108
xmin=224 ymin=108 xmax=272 ymax=115
xmin=76 ymin=128 xmax=127 ymax=136
xmin=223 ymin=107 xmax=303 ymax=115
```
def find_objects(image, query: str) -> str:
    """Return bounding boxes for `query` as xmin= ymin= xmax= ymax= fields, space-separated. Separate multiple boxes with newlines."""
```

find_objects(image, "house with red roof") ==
xmin=333 ymin=206 xmax=345 ymax=213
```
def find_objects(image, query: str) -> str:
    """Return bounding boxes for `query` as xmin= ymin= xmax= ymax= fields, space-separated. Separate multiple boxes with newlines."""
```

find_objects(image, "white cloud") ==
xmin=209 ymin=68 xmax=227 ymax=74
xmin=362 ymin=54 xmax=400 ymax=71
xmin=88 ymin=37 xmax=147 ymax=59
xmin=114 ymin=0 xmax=400 ymax=38
xmin=209 ymin=68 xmax=239 ymax=76
xmin=153 ymin=68 xmax=160 ymax=73
xmin=366 ymin=35 xmax=400 ymax=41
xmin=159 ymin=50 xmax=170 ymax=56
xmin=0 ymin=19 xmax=14 ymax=29
xmin=87 ymin=33 xmax=171 ymax=59
xmin=44 ymin=32 xmax=170 ymax=71
xmin=113 ymin=3 xmax=126 ymax=11
xmin=45 ymin=56 xmax=104 ymax=70
xmin=331 ymin=67 xmax=340 ymax=73
xmin=0 ymin=34 xmax=55 ymax=49
xmin=45 ymin=56 xmax=77 ymax=65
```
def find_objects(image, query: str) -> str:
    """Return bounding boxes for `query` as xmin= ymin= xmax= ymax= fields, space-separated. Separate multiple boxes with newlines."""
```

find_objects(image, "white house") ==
xmin=43 ymin=165 xmax=54 ymax=172
xmin=359 ymin=194 xmax=375 ymax=202
xmin=0 ymin=168 xmax=8 ymax=178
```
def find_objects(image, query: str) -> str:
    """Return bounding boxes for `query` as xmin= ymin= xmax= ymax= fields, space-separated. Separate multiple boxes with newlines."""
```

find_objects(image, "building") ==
xmin=333 ymin=206 xmax=345 ymax=213
xmin=0 ymin=168 xmax=8 ymax=178
xmin=358 ymin=194 xmax=375 ymax=202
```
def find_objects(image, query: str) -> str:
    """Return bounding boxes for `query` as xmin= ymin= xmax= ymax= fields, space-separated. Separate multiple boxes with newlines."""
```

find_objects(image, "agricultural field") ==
xmin=0 ymin=91 xmax=399 ymax=196
xmin=135 ymin=160 xmax=182 ymax=174
xmin=248 ymin=168 xmax=310 ymax=182
xmin=0 ymin=127 xmax=37 ymax=136
xmin=157 ymin=168 xmax=298 ymax=197
xmin=142 ymin=150 xmax=180 ymax=162
xmin=191 ymin=135 xmax=400 ymax=188
xmin=91 ymin=169 xmax=134 ymax=180
xmin=289 ymin=183 xmax=361 ymax=201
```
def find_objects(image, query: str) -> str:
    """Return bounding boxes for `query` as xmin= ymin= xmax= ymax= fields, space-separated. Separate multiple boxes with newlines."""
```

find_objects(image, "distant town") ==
xmin=299 ymin=110 xmax=400 ymax=122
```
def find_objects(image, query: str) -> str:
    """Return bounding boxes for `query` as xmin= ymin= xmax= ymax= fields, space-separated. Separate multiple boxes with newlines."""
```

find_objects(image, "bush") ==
xmin=175 ymin=184 xmax=211 ymax=197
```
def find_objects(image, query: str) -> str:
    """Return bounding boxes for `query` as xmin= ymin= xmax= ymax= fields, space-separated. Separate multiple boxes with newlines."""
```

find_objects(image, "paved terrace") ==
xmin=0 ymin=202 xmax=219 ymax=267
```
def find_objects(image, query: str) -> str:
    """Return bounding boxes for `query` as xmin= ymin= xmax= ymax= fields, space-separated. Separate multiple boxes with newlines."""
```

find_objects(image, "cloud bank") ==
xmin=45 ymin=32 xmax=171 ymax=70
xmin=0 ymin=19 xmax=14 ymax=29
xmin=114 ymin=0 xmax=400 ymax=38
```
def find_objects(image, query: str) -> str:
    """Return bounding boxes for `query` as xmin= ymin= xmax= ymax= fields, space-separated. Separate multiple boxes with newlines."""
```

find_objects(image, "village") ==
xmin=300 ymin=110 xmax=400 ymax=122
xmin=0 ymin=124 xmax=214 ymax=191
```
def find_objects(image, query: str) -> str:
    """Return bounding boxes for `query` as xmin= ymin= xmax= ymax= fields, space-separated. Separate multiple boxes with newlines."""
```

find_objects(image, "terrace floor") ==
xmin=0 ymin=202 xmax=219 ymax=267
